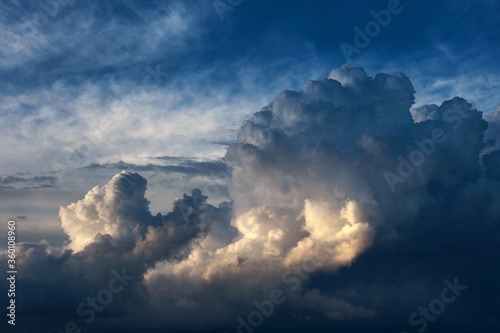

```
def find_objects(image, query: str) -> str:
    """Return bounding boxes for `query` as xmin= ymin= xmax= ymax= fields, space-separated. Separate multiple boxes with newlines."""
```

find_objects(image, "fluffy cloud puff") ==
xmin=60 ymin=171 xmax=154 ymax=251
xmin=2 ymin=66 xmax=500 ymax=333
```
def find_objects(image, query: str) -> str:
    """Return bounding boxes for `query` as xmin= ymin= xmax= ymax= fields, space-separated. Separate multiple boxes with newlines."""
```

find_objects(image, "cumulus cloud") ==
xmin=1 ymin=171 xmax=236 ymax=332
xmin=2 ymin=65 xmax=500 ymax=332
xmin=145 ymin=65 xmax=499 ymax=331
xmin=284 ymin=200 xmax=374 ymax=269
xmin=411 ymin=104 xmax=439 ymax=123
xmin=60 ymin=171 xmax=155 ymax=251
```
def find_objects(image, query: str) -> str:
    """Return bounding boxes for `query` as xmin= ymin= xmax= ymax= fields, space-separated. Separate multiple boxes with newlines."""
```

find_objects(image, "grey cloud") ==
xmin=0 ymin=174 xmax=57 ymax=190
xmin=81 ymin=159 xmax=231 ymax=177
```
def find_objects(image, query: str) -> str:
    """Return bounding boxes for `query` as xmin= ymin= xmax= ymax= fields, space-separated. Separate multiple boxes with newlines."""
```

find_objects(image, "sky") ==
xmin=0 ymin=0 xmax=499 ymax=332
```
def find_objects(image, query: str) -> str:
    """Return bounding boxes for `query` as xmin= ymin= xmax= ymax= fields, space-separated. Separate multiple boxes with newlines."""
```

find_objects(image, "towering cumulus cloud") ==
xmin=1 ymin=66 xmax=499 ymax=332
xmin=60 ymin=171 xmax=155 ymax=251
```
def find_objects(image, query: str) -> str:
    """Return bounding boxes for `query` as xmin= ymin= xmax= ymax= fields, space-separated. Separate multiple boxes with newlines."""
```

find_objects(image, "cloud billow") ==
xmin=2 ymin=65 xmax=500 ymax=332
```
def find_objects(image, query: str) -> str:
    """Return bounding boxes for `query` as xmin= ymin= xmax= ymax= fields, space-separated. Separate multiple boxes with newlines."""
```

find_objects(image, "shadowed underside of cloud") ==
xmin=1 ymin=65 xmax=500 ymax=333
xmin=81 ymin=158 xmax=231 ymax=177
xmin=0 ymin=174 xmax=57 ymax=190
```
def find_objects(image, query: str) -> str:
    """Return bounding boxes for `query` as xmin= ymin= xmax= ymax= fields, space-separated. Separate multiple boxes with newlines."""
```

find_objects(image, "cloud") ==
xmin=411 ymin=104 xmax=440 ymax=123
xmin=1 ymin=170 xmax=232 ymax=331
xmin=2 ymin=66 xmax=500 ymax=332
xmin=82 ymin=158 xmax=231 ymax=177
xmin=0 ymin=174 xmax=57 ymax=190
xmin=59 ymin=171 xmax=157 ymax=251
xmin=284 ymin=200 xmax=374 ymax=269
xmin=0 ymin=0 xmax=200 ymax=75
xmin=145 ymin=65 xmax=500 ymax=331
xmin=484 ymin=104 xmax=500 ymax=152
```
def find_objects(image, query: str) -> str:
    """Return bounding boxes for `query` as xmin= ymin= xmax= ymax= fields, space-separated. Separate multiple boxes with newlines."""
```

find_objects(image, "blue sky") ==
xmin=1 ymin=1 xmax=500 ymax=332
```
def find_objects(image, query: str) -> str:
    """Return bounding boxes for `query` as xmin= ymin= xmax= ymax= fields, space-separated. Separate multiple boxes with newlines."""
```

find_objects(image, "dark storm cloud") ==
xmin=145 ymin=65 xmax=499 ymax=332
xmin=218 ymin=65 xmax=500 ymax=332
